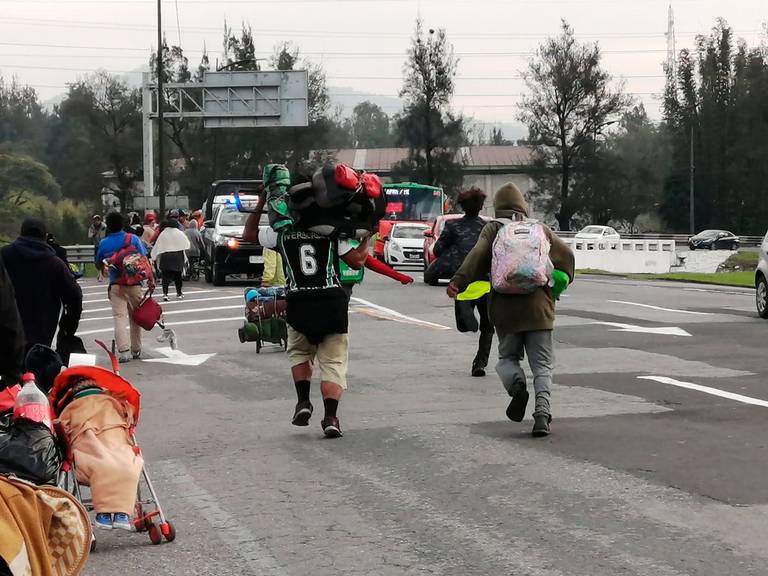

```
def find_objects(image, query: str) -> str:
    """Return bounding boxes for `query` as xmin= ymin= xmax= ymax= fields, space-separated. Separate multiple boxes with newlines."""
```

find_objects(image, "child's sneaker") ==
xmin=95 ymin=513 xmax=113 ymax=530
xmin=163 ymin=295 xmax=169 ymax=302
xmin=176 ymin=293 xmax=184 ymax=300
xmin=112 ymin=513 xmax=133 ymax=531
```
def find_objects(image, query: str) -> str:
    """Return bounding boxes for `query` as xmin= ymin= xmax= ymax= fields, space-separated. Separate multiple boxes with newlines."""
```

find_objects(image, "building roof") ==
xmin=330 ymin=145 xmax=534 ymax=173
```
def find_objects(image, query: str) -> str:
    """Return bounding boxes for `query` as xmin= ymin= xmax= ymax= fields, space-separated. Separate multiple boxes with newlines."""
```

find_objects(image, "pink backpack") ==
xmin=491 ymin=219 xmax=553 ymax=294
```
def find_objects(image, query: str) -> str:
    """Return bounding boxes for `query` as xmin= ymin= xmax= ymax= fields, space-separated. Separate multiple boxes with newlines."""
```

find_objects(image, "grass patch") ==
xmin=717 ymin=250 xmax=759 ymax=272
xmin=577 ymin=269 xmax=755 ymax=287
xmin=630 ymin=271 xmax=755 ymax=287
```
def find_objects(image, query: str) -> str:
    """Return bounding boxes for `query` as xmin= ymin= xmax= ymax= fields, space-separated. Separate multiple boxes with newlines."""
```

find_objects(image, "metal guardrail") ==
xmin=554 ymin=232 xmax=764 ymax=247
xmin=63 ymin=245 xmax=95 ymax=265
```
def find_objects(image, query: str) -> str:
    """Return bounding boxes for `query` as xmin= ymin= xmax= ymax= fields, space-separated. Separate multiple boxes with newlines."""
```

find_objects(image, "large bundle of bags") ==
xmin=264 ymin=162 xmax=385 ymax=239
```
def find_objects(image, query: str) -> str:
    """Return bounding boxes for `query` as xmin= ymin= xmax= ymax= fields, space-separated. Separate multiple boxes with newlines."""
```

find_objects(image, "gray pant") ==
xmin=496 ymin=330 xmax=554 ymax=415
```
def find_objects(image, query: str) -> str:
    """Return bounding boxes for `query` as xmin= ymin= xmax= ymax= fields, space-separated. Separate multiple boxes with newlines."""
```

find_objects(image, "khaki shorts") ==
xmin=287 ymin=327 xmax=349 ymax=389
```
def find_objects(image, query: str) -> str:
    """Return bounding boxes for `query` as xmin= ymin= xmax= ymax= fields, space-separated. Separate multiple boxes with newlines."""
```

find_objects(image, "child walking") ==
xmin=448 ymin=183 xmax=575 ymax=437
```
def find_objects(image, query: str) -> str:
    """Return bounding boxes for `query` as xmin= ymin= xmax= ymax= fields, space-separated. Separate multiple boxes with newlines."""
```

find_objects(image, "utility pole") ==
xmin=689 ymin=123 xmax=695 ymax=235
xmin=156 ymin=0 xmax=166 ymax=216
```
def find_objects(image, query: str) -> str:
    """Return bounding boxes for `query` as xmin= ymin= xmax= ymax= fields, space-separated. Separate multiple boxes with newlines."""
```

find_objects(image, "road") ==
xmin=75 ymin=271 xmax=768 ymax=575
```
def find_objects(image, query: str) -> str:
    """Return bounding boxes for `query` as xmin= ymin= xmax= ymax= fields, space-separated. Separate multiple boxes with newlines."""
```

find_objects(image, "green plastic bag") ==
xmin=551 ymin=269 xmax=570 ymax=299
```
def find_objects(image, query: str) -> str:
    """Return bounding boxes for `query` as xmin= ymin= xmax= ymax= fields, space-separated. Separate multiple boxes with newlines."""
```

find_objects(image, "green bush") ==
xmin=0 ymin=194 xmax=95 ymax=245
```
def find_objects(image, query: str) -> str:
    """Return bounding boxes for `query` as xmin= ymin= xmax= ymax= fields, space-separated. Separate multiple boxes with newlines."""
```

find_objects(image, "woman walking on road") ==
xmin=429 ymin=187 xmax=494 ymax=377
xmin=151 ymin=220 xmax=190 ymax=301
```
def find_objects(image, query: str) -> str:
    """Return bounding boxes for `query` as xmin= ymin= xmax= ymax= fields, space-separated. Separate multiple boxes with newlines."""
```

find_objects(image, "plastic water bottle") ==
xmin=13 ymin=373 xmax=54 ymax=432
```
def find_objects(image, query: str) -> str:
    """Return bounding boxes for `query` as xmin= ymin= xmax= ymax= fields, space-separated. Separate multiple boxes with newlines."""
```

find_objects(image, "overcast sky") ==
xmin=1 ymin=0 xmax=765 ymax=130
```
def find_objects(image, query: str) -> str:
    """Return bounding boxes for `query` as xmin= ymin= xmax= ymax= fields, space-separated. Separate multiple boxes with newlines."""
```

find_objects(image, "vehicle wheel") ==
xmin=690 ymin=245 xmax=696 ymax=251
xmin=756 ymin=276 xmax=768 ymax=319
xmin=212 ymin=256 xmax=226 ymax=286
xmin=162 ymin=522 xmax=176 ymax=543
xmin=148 ymin=523 xmax=162 ymax=545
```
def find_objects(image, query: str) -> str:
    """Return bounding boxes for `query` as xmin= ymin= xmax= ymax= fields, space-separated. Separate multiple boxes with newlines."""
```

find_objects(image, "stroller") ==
xmin=238 ymin=287 xmax=288 ymax=353
xmin=50 ymin=341 xmax=176 ymax=549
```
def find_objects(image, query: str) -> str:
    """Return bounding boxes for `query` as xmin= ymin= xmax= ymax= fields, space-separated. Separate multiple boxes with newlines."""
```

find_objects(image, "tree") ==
xmin=661 ymin=19 xmax=768 ymax=234
xmin=350 ymin=101 xmax=392 ymax=148
xmin=397 ymin=19 xmax=465 ymax=193
xmin=50 ymin=72 xmax=142 ymax=209
xmin=0 ymin=153 xmax=60 ymax=203
xmin=573 ymin=105 xmax=668 ymax=229
xmin=0 ymin=77 xmax=49 ymax=159
xmin=519 ymin=20 xmax=630 ymax=230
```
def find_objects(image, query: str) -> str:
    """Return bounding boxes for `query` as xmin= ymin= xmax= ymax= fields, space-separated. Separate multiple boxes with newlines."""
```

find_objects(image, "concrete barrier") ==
xmin=562 ymin=239 xmax=677 ymax=274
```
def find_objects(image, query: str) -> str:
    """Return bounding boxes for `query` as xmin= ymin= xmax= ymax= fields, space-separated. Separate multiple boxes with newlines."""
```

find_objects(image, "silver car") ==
xmin=756 ymin=232 xmax=768 ymax=318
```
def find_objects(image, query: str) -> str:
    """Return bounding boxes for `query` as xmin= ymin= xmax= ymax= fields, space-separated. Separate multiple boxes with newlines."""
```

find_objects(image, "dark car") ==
xmin=688 ymin=230 xmax=740 ymax=251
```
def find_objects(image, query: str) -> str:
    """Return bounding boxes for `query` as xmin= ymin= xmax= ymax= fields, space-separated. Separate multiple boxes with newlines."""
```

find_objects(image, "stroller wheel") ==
xmin=148 ymin=523 xmax=162 ymax=545
xmin=161 ymin=521 xmax=177 ymax=543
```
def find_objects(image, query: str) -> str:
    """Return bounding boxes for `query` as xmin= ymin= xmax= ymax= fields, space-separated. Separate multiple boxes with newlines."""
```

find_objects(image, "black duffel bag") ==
xmin=0 ymin=418 xmax=61 ymax=485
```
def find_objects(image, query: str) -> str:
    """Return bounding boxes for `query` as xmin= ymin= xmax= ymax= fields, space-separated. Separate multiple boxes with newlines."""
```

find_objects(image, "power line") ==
xmin=1 ymin=15 xmax=763 ymax=40
xmin=0 ymin=61 xmax=665 ymax=79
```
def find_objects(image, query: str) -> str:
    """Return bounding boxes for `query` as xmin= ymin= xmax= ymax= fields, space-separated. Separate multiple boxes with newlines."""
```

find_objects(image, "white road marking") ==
xmin=80 ymin=304 xmax=243 ymax=322
xmin=608 ymin=300 xmax=713 ymax=316
xmin=143 ymin=347 xmax=216 ymax=366
xmin=592 ymin=322 xmax=692 ymax=337
xmin=639 ymin=376 xmax=768 ymax=408
xmin=82 ymin=294 xmax=243 ymax=314
xmin=350 ymin=297 xmax=451 ymax=330
xmin=77 ymin=316 xmax=243 ymax=335
xmin=82 ymin=288 xmax=228 ymax=304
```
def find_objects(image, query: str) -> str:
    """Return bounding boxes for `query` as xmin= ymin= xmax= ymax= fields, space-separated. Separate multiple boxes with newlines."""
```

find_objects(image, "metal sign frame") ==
xmin=141 ymin=70 xmax=309 ymax=204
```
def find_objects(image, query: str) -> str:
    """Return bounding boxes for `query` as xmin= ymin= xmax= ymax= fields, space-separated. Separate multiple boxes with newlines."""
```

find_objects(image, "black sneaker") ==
xmin=471 ymin=364 xmax=486 ymax=377
xmin=505 ymin=378 xmax=529 ymax=422
xmin=532 ymin=413 xmax=552 ymax=437
xmin=321 ymin=416 xmax=343 ymax=438
xmin=292 ymin=401 xmax=313 ymax=426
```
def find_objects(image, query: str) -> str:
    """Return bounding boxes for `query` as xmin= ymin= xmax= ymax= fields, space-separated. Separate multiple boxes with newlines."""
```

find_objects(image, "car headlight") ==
xmin=216 ymin=235 xmax=239 ymax=248
xmin=390 ymin=242 xmax=402 ymax=252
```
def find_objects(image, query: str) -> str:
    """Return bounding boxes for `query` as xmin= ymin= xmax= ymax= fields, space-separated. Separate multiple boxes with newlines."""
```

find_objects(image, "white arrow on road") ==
xmin=592 ymin=321 xmax=692 ymax=337
xmin=143 ymin=347 xmax=216 ymax=366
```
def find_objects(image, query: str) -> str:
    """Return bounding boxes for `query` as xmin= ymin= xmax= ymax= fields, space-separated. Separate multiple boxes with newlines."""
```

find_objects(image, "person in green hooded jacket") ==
xmin=447 ymin=183 xmax=575 ymax=437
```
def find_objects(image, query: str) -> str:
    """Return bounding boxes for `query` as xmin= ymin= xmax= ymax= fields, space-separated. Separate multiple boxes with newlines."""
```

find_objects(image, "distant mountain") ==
xmin=328 ymin=86 xmax=526 ymax=142
xmin=327 ymin=86 xmax=403 ymax=117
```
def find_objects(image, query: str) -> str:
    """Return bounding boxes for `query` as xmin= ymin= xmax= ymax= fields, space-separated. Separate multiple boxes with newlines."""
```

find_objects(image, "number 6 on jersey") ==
xmin=299 ymin=244 xmax=318 ymax=275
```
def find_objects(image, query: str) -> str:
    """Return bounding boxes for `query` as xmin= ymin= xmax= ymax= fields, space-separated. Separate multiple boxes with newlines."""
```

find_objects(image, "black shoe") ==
xmin=471 ymin=364 xmax=486 ymax=377
xmin=321 ymin=416 xmax=343 ymax=438
xmin=532 ymin=413 xmax=552 ymax=437
xmin=505 ymin=378 xmax=529 ymax=422
xmin=292 ymin=401 xmax=313 ymax=426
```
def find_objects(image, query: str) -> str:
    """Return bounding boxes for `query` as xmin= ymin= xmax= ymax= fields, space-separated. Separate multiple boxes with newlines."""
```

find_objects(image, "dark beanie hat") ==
xmin=20 ymin=218 xmax=47 ymax=239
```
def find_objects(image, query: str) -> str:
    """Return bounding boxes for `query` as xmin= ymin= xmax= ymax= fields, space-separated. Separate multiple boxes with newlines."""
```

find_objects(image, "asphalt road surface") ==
xmin=75 ymin=271 xmax=768 ymax=575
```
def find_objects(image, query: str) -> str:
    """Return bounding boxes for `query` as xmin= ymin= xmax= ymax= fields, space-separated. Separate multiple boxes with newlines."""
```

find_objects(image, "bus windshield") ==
xmin=384 ymin=185 xmax=443 ymax=222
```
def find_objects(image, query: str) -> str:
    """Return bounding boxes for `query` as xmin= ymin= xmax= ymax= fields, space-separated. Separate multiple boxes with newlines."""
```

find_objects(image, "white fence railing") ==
xmin=562 ymin=239 xmax=678 ymax=274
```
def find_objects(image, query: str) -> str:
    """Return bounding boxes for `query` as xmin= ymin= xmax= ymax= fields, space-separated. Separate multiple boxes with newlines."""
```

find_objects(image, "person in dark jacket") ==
xmin=46 ymin=233 xmax=69 ymax=266
xmin=0 ymin=253 xmax=24 ymax=389
xmin=1 ymin=218 xmax=83 ymax=353
xmin=430 ymin=187 xmax=494 ymax=377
